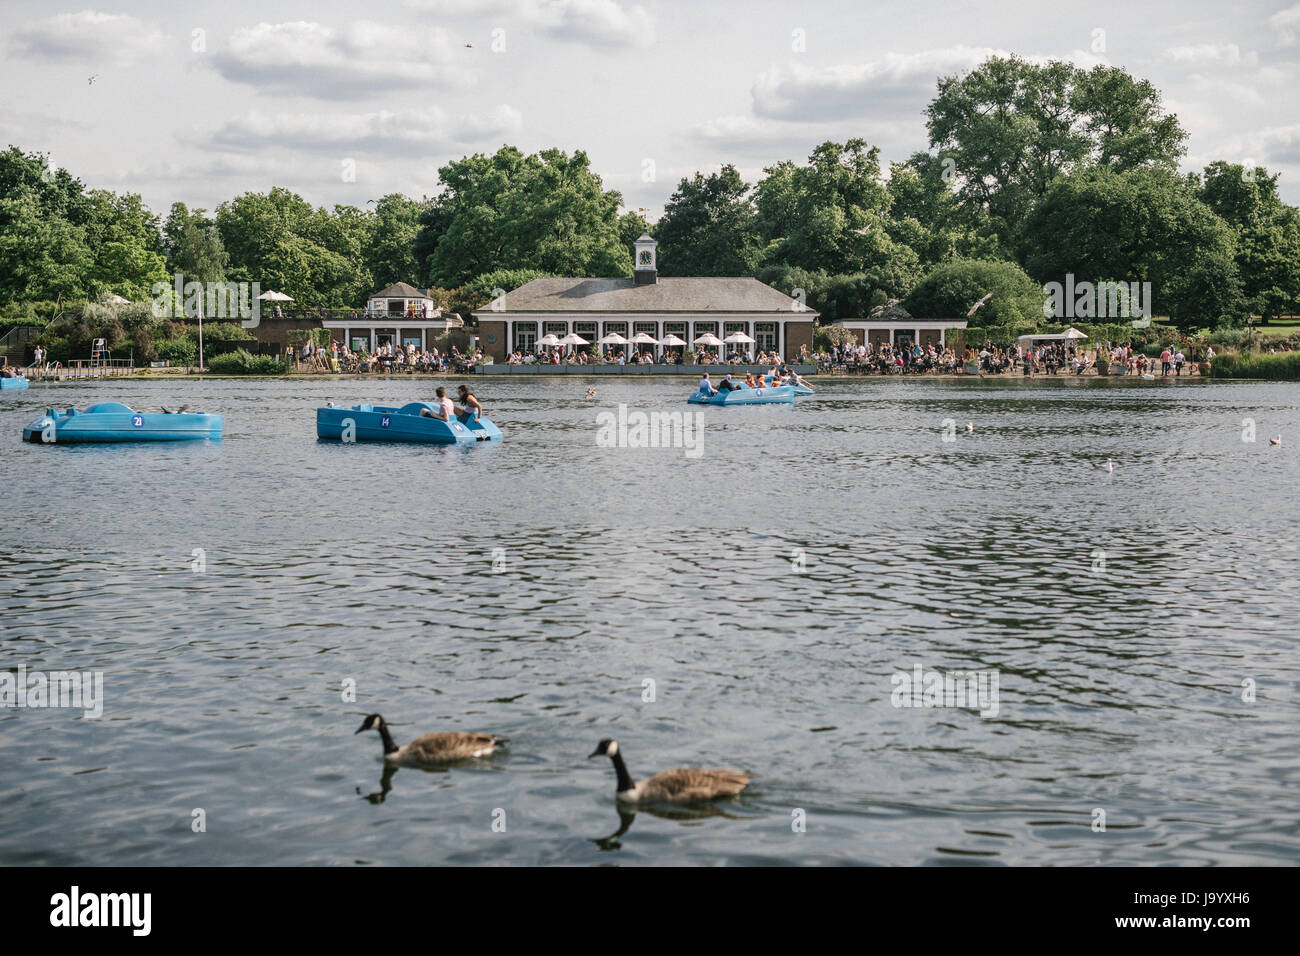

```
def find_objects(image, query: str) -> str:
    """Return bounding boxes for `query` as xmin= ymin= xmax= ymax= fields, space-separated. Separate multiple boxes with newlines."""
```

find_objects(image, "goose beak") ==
xmin=354 ymin=724 xmax=368 ymax=735
xmin=587 ymin=748 xmax=602 ymax=759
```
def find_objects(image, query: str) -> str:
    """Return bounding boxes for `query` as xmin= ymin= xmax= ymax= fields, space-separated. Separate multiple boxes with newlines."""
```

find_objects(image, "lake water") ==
xmin=1 ymin=375 xmax=1297 ymax=866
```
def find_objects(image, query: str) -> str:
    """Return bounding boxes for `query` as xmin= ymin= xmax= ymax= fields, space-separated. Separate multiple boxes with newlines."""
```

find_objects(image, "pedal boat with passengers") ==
xmin=687 ymin=383 xmax=797 ymax=405
xmin=316 ymin=401 xmax=503 ymax=444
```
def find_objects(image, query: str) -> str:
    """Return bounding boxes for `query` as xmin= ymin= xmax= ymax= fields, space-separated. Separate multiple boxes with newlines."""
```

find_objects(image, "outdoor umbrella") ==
xmin=258 ymin=290 xmax=295 ymax=302
xmin=1063 ymin=327 xmax=1088 ymax=340
xmin=559 ymin=333 xmax=589 ymax=346
xmin=597 ymin=333 xmax=630 ymax=345
xmin=659 ymin=334 xmax=688 ymax=346
xmin=538 ymin=333 xmax=562 ymax=347
xmin=693 ymin=333 xmax=723 ymax=346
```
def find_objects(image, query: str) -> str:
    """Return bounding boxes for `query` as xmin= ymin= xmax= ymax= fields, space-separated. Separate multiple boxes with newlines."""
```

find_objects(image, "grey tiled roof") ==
xmin=477 ymin=277 xmax=817 ymax=315
xmin=372 ymin=282 xmax=430 ymax=300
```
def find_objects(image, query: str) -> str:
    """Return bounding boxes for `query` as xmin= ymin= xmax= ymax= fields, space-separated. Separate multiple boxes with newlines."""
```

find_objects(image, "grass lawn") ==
xmin=1255 ymin=317 xmax=1300 ymax=337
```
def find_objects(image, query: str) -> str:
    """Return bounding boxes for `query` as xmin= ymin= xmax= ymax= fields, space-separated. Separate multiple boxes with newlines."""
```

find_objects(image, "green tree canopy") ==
xmin=1022 ymin=165 xmax=1244 ymax=330
xmin=904 ymin=258 xmax=1043 ymax=325
xmin=421 ymin=146 xmax=629 ymax=286
xmin=656 ymin=164 xmax=761 ymax=276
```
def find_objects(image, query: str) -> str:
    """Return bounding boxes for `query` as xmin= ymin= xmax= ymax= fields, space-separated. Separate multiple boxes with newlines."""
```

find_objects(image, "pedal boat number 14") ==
xmin=316 ymin=402 xmax=504 ymax=444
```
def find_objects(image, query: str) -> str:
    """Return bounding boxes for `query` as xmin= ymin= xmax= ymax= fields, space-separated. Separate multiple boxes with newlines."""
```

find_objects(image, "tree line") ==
xmin=2 ymin=55 xmax=1298 ymax=333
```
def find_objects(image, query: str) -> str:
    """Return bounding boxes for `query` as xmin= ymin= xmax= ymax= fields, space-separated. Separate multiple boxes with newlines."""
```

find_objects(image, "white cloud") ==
xmin=203 ymin=106 xmax=523 ymax=154
xmin=1163 ymin=43 xmax=1255 ymax=67
xmin=750 ymin=47 xmax=1108 ymax=123
xmin=1267 ymin=4 xmax=1300 ymax=46
xmin=210 ymin=21 xmax=469 ymax=97
xmin=9 ymin=10 xmax=168 ymax=68
xmin=407 ymin=0 xmax=653 ymax=48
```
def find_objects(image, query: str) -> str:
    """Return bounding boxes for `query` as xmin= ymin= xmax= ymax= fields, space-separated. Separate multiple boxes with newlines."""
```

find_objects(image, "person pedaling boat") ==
xmin=456 ymin=384 xmax=483 ymax=424
xmin=697 ymin=373 xmax=717 ymax=396
xmin=716 ymin=374 xmax=740 ymax=393
xmin=419 ymin=386 xmax=456 ymax=421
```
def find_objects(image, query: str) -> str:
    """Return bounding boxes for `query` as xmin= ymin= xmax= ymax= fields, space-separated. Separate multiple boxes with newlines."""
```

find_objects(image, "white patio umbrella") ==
xmin=631 ymin=332 xmax=659 ymax=344
xmin=659 ymin=333 xmax=688 ymax=347
xmin=693 ymin=333 xmax=723 ymax=347
xmin=258 ymin=290 xmax=295 ymax=302
xmin=597 ymin=333 xmax=630 ymax=345
xmin=538 ymin=333 xmax=562 ymax=347
xmin=559 ymin=332 xmax=589 ymax=346
xmin=1063 ymin=327 xmax=1088 ymax=340
xmin=723 ymin=331 xmax=755 ymax=344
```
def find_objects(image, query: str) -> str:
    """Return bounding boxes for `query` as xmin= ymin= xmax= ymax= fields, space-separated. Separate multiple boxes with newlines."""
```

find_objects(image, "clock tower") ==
xmin=633 ymin=230 xmax=657 ymax=285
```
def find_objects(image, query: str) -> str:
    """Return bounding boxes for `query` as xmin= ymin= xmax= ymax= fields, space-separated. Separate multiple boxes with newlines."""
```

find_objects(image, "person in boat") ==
xmin=743 ymin=373 xmax=756 ymax=388
xmin=419 ymin=386 xmax=455 ymax=421
xmin=0 ymin=364 xmax=17 ymax=378
xmin=697 ymin=373 xmax=717 ymax=396
xmin=455 ymin=384 xmax=483 ymax=423
xmin=717 ymin=374 xmax=740 ymax=393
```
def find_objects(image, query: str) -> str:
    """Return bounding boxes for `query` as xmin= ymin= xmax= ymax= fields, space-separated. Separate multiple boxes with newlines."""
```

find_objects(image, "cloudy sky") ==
xmin=3 ymin=0 xmax=1299 ymax=218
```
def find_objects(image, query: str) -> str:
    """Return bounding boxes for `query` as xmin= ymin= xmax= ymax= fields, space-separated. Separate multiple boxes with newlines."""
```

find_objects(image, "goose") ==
xmin=355 ymin=714 xmax=506 ymax=766
xmin=1270 ymin=435 xmax=1282 ymax=446
xmin=589 ymin=738 xmax=750 ymax=805
xmin=1094 ymin=458 xmax=1115 ymax=473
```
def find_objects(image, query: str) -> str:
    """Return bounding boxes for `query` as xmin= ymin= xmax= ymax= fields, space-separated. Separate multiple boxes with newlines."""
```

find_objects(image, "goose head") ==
xmin=355 ymin=714 xmax=386 ymax=735
xmin=589 ymin=738 xmax=619 ymax=759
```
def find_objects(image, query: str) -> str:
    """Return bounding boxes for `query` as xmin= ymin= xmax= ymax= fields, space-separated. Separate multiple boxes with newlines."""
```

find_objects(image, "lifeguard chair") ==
xmin=90 ymin=337 xmax=109 ymax=367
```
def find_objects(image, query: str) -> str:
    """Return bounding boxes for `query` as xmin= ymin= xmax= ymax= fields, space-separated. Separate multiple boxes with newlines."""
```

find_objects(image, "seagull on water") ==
xmin=1094 ymin=458 xmax=1115 ymax=473
xmin=1269 ymin=435 xmax=1281 ymax=446
xmin=965 ymin=422 xmax=974 ymax=433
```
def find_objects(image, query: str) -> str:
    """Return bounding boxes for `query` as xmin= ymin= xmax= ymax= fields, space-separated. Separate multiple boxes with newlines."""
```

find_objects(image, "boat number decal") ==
xmin=756 ymin=388 xmax=763 ymax=395
xmin=132 ymin=415 xmax=143 ymax=427
xmin=381 ymin=416 xmax=390 ymax=427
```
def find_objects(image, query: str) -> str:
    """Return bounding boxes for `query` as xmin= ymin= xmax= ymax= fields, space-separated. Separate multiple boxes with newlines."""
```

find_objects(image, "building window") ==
xmin=754 ymin=322 xmax=776 ymax=352
xmin=544 ymin=320 xmax=568 ymax=338
xmin=515 ymin=322 xmax=537 ymax=353
xmin=663 ymin=321 xmax=686 ymax=340
xmin=692 ymin=321 xmax=718 ymax=342
xmin=574 ymin=321 xmax=597 ymax=352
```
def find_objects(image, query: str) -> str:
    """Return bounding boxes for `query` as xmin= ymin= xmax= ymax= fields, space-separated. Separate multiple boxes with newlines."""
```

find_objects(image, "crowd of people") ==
xmin=289 ymin=340 xmax=484 ymax=374
xmin=814 ymin=339 xmax=1210 ymax=376
xmin=506 ymin=347 xmax=791 ymax=366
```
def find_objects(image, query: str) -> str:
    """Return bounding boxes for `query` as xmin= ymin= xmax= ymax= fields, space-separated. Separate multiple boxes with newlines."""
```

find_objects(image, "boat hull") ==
xmin=316 ymin=402 xmax=503 ymax=444
xmin=687 ymin=385 xmax=796 ymax=405
xmin=0 ymin=376 xmax=28 ymax=390
xmin=23 ymin=402 xmax=222 ymax=442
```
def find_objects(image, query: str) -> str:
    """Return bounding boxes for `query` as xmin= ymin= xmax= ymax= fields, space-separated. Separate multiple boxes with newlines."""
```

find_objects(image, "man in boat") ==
xmin=697 ymin=372 xmax=717 ymax=396
xmin=717 ymin=373 xmax=740 ymax=393
xmin=0 ymin=363 xmax=18 ymax=378
xmin=455 ymin=384 xmax=483 ymax=424
xmin=419 ymin=386 xmax=456 ymax=421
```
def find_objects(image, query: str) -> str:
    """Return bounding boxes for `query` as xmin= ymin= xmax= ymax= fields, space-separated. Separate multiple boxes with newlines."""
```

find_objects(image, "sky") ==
xmin=2 ymin=0 xmax=1299 ymax=219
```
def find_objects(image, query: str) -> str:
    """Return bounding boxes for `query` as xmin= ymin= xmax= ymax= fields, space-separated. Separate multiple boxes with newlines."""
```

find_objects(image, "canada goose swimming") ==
xmin=1094 ymin=458 xmax=1115 ymax=473
xmin=588 ymin=738 xmax=750 ymax=805
xmin=355 ymin=714 xmax=506 ymax=766
xmin=1270 ymin=435 xmax=1282 ymax=446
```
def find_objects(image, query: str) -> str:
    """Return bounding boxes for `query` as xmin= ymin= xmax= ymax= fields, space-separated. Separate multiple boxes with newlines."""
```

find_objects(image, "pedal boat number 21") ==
xmin=316 ymin=402 xmax=504 ymax=444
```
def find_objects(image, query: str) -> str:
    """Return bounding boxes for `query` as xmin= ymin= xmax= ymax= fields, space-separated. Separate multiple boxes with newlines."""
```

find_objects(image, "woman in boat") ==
xmin=455 ymin=385 xmax=483 ymax=424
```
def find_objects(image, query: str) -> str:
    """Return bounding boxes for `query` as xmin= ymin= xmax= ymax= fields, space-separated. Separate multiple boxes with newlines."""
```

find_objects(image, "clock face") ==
xmin=639 ymin=249 xmax=653 ymax=265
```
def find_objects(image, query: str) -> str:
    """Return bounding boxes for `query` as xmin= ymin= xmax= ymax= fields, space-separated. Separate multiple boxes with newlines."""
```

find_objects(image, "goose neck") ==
xmin=378 ymin=723 xmax=400 ymax=755
xmin=610 ymin=751 xmax=635 ymax=792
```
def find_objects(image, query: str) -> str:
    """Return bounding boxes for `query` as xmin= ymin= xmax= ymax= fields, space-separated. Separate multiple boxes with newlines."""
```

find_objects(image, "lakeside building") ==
xmin=321 ymin=282 xmax=464 ymax=353
xmin=473 ymin=233 xmax=817 ymax=362
xmin=832 ymin=302 xmax=967 ymax=350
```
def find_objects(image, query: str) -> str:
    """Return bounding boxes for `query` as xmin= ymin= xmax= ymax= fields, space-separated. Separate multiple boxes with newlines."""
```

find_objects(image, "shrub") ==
xmin=206 ymin=348 xmax=286 ymax=375
xmin=1212 ymin=351 xmax=1300 ymax=380
xmin=154 ymin=337 xmax=197 ymax=365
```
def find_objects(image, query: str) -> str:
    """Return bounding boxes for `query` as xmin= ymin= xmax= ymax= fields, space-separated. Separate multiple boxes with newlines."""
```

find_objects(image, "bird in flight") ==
xmin=967 ymin=292 xmax=994 ymax=317
xmin=88 ymin=74 xmax=98 ymax=85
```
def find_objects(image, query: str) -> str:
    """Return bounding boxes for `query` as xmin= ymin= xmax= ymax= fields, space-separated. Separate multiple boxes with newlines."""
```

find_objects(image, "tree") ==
xmin=1022 ymin=166 xmax=1243 ymax=330
xmin=423 ymin=146 xmax=630 ymax=286
xmin=904 ymin=258 xmax=1043 ymax=325
xmin=885 ymin=152 xmax=1006 ymax=269
xmin=163 ymin=202 xmax=228 ymax=282
xmin=655 ymin=165 xmax=761 ymax=276
xmin=1199 ymin=162 xmax=1300 ymax=322
xmin=926 ymin=57 xmax=1186 ymax=248
xmin=364 ymin=194 xmax=424 ymax=287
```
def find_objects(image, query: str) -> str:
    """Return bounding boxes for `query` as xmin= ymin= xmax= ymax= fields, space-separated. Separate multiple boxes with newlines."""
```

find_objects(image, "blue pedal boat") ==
xmin=23 ymin=402 xmax=222 ymax=443
xmin=316 ymin=402 xmax=503 ymax=444
xmin=0 ymin=376 xmax=29 ymax=390
xmin=759 ymin=376 xmax=813 ymax=396
xmin=688 ymin=385 xmax=796 ymax=405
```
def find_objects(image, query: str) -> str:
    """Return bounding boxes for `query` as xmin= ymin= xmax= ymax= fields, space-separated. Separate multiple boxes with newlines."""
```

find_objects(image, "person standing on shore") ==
xmin=1175 ymin=350 xmax=1185 ymax=376
xmin=1160 ymin=347 xmax=1172 ymax=375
